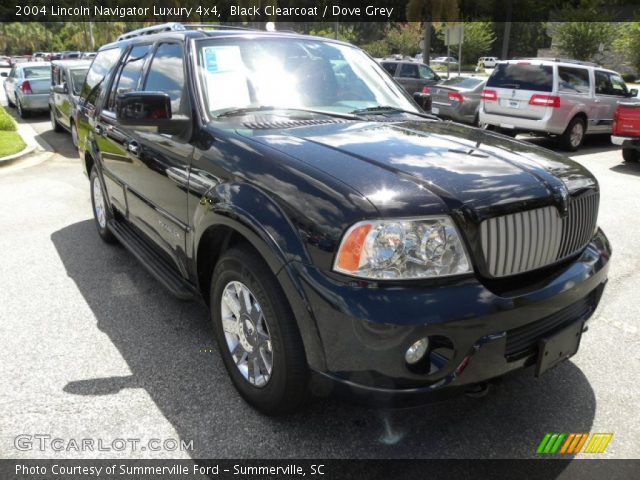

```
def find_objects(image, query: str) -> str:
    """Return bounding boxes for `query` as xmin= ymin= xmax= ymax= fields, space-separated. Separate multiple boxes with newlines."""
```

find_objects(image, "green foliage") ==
xmin=0 ymin=106 xmax=17 ymax=132
xmin=554 ymin=22 xmax=615 ymax=61
xmin=0 ymin=131 xmax=25 ymax=157
xmin=437 ymin=22 xmax=496 ymax=65
xmin=386 ymin=23 xmax=423 ymax=56
xmin=360 ymin=40 xmax=391 ymax=59
xmin=614 ymin=23 xmax=640 ymax=74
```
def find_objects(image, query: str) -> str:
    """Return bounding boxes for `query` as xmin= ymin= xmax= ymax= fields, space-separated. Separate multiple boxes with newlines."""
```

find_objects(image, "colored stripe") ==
xmin=584 ymin=434 xmax=599 ymax=453
xmin=544 ymin=434 xmax=559 ymax=454
xmin=550 ymin=433 xmax=566 ymax=454
xmin=537 ymin=433 xmax=552 ymax=454
xmin=560 ymin=434 xmax=576 ymax=454
xmin=573 ymin=433 xmax=589 ymax=454
xmin=597 ymin=434 xmax=613 ymax=453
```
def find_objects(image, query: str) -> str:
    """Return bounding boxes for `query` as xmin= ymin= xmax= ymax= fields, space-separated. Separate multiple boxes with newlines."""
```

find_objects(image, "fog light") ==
xmin=405 ymin=337 xmax=429 ymax=364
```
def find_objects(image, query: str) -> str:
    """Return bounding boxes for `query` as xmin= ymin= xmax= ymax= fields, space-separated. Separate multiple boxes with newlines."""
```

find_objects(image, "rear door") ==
xmin=4 ymin=66 xmax=17 ymax=100
xmin=556 ymin=65 xmax=591 ymax=130
xmin=593 ymin=70 xmax=630 ymax=132
xmin=483 ymin=62 xmax=555 ymax=120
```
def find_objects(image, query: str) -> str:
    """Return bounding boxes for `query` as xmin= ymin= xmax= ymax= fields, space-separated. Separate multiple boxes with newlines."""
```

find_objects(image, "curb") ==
xmin=0 ymin=143 xmax=36 ymax=165
xmin=0 ymin=110 xmax=54 ymax=167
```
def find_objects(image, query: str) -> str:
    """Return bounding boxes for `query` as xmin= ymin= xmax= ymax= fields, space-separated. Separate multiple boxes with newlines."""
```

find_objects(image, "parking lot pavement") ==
xmin=0 ymin=106 xmax=638 ymax=462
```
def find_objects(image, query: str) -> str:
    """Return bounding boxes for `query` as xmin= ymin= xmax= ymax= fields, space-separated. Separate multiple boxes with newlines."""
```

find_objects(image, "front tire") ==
xmin=622 ymin=148 xmax=640 ymax=163
xmin=559 ymin=117 xmax=585 ymax=151
xmin=89 ymin=168 xmax=116 ymax=244
xmin=70 ymin=121 xmax=78 ymax=148
xmin=6 ymin=91 xmax=14 ymax=107
xmin=210 ymin=246 xmax=308 ymax=415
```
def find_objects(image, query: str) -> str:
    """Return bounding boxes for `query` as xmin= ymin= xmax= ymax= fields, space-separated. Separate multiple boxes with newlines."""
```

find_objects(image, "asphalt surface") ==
xmin=0 ymin=85 xmax=639 ymax=463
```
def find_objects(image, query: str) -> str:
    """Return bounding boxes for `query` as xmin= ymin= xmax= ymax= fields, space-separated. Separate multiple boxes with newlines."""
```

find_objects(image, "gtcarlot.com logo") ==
xmin=14 ymin=434 xmax=193 ymax=453
xmin=536 ymin=432 xmax=613 ymax=454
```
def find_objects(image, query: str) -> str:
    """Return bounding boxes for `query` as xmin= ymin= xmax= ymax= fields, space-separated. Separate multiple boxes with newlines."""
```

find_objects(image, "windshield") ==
xmin=22 ymin=66 xmax=50 ymax=79
xmin=70 ymin=68 xmax=89 ymax=95
xmin=194 ymin=37 xmax=418 ymax=117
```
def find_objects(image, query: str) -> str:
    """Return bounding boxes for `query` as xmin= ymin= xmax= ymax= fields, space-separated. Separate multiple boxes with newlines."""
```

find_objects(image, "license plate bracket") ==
xmin=535 ymin=321 xmax=584 ymax=377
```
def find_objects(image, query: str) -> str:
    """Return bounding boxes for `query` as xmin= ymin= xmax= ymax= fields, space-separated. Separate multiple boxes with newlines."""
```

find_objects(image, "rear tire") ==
xmin=559 ymin=117 xmax=585 ymax=151
xmin=16 ymin=97 xmax=29 ymax=118
xmin=622 ymin=148 xmax=640 ymax=162
xmin=210 ymin=245 xmax=308 ymax=415
xmin=90 ymin=168 xmax=116 ymax=244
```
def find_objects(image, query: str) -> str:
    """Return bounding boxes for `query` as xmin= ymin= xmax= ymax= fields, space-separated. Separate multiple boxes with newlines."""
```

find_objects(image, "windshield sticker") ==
xmin=202 ymin=46 xmax=250 ymax=112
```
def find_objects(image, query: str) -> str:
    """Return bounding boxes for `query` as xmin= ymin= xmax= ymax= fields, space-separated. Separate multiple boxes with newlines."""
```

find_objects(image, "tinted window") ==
xmin=144 ymin=43 xmax=185 ymax=113
xmin=558 ymin=66 xmax=590 ymax=94
xmin=381 ymin=62 xmax=397 ymax=75
xmin=70 ymin=68 xmax=89 ymax=95
xmin=81 ymin=47 xmax=124 ymax=108
xmin=108 ymin=44 xmax=151 ymax=110
xmin=398 ymin=63 xmax=418 ymax=78
xmin=487 ymin=63 xmax=553 ymax=92
xmin=51 ymin=65 xmax=61 ymax=86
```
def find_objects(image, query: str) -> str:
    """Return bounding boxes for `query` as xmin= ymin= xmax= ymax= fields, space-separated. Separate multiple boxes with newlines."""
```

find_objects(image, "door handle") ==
xmin=127 ymin=141 xmax=140 ymax=156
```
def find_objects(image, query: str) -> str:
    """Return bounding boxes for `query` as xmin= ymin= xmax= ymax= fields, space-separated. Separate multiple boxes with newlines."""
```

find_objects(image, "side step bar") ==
xmin=107 ymin=219 xmax=198 ymax=301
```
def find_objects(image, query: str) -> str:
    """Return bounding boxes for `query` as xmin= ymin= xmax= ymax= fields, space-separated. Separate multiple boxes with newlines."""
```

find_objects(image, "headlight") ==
xmin=333 ymin=217 xmax=472 ymax=280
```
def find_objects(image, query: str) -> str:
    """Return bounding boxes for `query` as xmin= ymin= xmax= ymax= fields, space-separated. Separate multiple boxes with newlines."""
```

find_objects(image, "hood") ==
xmin=237 ymin=119 xmax=597 ymax=214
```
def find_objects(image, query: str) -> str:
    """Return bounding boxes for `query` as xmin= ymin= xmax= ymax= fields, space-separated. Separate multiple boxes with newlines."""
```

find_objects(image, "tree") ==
xmin=437 ymin=22 xmax=496 ymax=65
xmin=406 ymin=0 xmax=460 ymax=64
xmin=554 ymin=22 xmax=615 ymax=61
xmin=614 ymin=22 xmax=640 ymax=74
xmin=386 ymin=23 xmax=423 ymax=56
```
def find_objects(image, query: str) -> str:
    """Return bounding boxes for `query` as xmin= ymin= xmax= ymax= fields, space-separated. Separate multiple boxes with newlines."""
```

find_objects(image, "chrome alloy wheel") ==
xmin=92 ymin=175 xmax=106 ymax=229
xmin=220 ymin=281 xmax=273 ymax=387
xmin=570 ymin=121 xmax=584 ymax=148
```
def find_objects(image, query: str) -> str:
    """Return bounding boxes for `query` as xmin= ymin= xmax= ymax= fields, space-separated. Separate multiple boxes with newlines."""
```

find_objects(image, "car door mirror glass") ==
xmin=629 ymin=88 xmax=638 ymax=97
xmin=0 ymin=72 xmax=7 ymax=77
xmin=53 ymin=83 xmax=67 ymax=94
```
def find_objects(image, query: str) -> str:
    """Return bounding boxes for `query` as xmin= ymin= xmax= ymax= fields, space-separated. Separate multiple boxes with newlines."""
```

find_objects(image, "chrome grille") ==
xmin=480 ymin=192 xmax=599 ymax=277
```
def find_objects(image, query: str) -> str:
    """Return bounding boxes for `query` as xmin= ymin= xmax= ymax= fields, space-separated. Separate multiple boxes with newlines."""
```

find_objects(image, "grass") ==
xmin=0 ymin=105 xmax=17 ymax=131
xmin=0 ymin=131 xmax=26 ymax=157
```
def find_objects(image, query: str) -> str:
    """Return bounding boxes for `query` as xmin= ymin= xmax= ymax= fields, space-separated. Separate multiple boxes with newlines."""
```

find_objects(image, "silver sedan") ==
xmin=2 ymin=62 xmax=51 ymax=118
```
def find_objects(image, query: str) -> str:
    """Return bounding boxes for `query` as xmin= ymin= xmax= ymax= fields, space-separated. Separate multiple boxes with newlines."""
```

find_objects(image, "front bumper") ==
xmin=287 ymin=228 xmax=610 ymax=405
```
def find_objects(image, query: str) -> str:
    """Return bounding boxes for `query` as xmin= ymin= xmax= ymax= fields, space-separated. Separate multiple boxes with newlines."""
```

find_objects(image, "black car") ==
xmin=49 ymin=60 xmax=91 ymax=147
xmin=77 ymin=23 xmax=610 ymax=415
xmin=379 ymin=59 xmax=441 ymax=94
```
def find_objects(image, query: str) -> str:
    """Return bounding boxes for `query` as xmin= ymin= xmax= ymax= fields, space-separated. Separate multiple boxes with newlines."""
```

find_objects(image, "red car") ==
xmin=612 ymin=101 xmax=640 ymax=162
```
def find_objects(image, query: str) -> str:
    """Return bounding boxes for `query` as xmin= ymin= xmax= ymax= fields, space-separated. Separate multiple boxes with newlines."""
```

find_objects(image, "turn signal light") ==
xmin=448 ymin=91 xmax=464 ymax=103
xmin=529 ymin=94 xmax=561 ymax=108
xmin=422 ymin=86 xmax=430 ymax=94
xmin=335 ymin=223 xmax=372 ymax=273
xmin=480 ymin=89 xmax=497 ymax=101
xmin=20 ymin=81 xmax=32 ymax=94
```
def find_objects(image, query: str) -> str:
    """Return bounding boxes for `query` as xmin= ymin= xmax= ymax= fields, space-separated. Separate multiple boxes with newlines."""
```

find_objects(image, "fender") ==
xmin=191 ymin=181 xmax=326 ymax=371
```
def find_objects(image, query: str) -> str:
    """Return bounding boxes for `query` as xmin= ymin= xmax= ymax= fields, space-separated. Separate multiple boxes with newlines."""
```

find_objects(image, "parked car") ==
xmin=379 ymin=59 xmax=441 ymax=94
xmin=9 ymin=55 xmax=31 ymax=65
xmin=478 ymin=57 xmax=498 ymax=68
xmin=33 ymin=52 xmax=49 ymax=62
xmin=432 ymin=56 xmax=459 ymax=66
xmin=0 ymin=56 xmax=12 ymax=67
xmin=78 ymin=23 xmax=610 ymax=415
xmin=82 ymin=52 xmax=97 ymax=59
xmin=49 ymin=60 xmax=91 ymax=147
xmin=427 ymin=76 xmax=487 ymax=125
xmin=1 ymin=62 xmax=51 ymax=117
xmin=611 ymin=101 xmax=640 ymax=162
xmin=480 ymin=58 xmax=638 ymax=151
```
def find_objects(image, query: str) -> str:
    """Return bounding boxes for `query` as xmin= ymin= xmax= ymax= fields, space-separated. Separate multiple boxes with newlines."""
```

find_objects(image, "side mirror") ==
xmin=629 ymin=89 xmax=638 ymax=97
xmin=0 ymin=72 xmax=7 ymax=77
xmin=434 ymin=73 xmax=441 ymax=81
xmin=116 ymin=91 xmax=189 ymax=134
xmin=413 ymin=91 xmax=432 ymax=112
xmin=53 ymin=83 xmax=67 ymax=94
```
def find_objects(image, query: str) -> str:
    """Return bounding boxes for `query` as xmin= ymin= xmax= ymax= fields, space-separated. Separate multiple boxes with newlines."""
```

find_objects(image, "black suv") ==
xmin=77 ymin=23 xmax=611 ymax=415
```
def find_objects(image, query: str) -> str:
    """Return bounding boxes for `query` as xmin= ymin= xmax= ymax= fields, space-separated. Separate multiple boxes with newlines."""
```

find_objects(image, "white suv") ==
xmin=479 ymin=58 xmax=638 ymax=150
xmin=478 ymin=57 xmax=498 ymax=68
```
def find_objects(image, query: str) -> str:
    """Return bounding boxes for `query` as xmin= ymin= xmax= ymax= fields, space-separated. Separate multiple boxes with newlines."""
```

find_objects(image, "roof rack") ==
xmin=117 ymin=22 xmax=254 ymax=41
xmin=515 ymin=57 xmax=600 ymax=67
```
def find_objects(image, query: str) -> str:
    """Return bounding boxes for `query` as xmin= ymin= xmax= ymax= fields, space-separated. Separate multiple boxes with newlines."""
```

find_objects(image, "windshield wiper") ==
xmin=216 ymin=106 xmax=359 ymax=120
xmin=350 ymin=105 xmax=438 ymax=120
